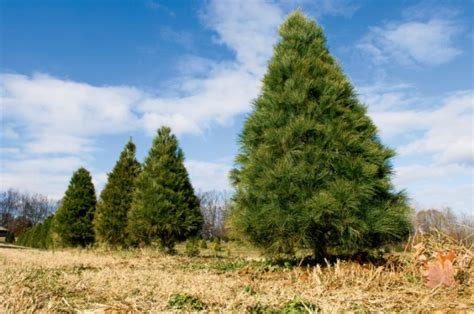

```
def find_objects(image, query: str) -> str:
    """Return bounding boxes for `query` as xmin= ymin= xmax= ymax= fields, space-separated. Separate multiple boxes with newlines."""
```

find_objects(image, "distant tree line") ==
xmin=0 ymin=189 xmax=58 ymax=236
xmin=414 ymin=208 xmax=473 ymax=246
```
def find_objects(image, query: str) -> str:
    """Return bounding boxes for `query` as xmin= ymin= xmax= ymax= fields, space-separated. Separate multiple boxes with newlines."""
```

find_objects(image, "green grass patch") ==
xmin=167 ymin=292 xmax=207 ymax=311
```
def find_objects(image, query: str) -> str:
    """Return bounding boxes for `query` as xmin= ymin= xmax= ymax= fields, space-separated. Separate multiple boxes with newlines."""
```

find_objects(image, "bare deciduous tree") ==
xmin=0 ymin=188 xmax=58 ymax=235
xmin=415 ymin=208 xmax=473 ymax=245
xmin=198 ymin=191 xmax=231 ymax=239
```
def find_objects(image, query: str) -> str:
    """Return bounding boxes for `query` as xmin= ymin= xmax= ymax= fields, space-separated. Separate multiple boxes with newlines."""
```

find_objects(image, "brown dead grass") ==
xmin=0 ymin=237 xmax=472 ymax=313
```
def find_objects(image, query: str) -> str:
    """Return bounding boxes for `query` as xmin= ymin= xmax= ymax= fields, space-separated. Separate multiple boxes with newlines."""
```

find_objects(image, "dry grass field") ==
xmin=0 ymin=238 xmax=472 ymax=313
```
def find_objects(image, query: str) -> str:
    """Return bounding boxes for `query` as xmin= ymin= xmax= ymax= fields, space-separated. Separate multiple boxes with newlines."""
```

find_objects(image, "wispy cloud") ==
xmin=360 ymin=85 xmax=473 ymax=214
xmin=185 ymin=160 xmax=232 ymax=192
xmin=160 ymin=27 xmax=195 ymax=50
xmin=201 ymin=0 xmax=283 ymax=75
xmin=355 ymin=2 xmax=472 ymax=213
xmin=279 ymin=0 xmax=359 ymax=18
xmin=398 ymin=92 xmax=473 ymax=165
xmin=401 ymin=0 xmax=461 ymax=21
xmin=0 ymin=156 xmax=86 ymax=198
xmin=1 ymin=73 xmax=141 ymax=134
xmin=144 ymin=0 xmax=176 ymax=17
xmin=369 ymin=91 xmax=474 ymax=166
xmin=358 ymin=19 xmax=463 ymax=66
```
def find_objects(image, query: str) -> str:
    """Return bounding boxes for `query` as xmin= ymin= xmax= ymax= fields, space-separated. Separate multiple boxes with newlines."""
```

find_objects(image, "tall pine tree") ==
xmin=54 ymin=167 xmax=97 ymax=247
xmin=94 ymin=138 xmax=141 ymax=247
xmin=230 ymin=12 xmax=411 ymax=258
xmin=127 ymin=126 xmax=202 ymax=251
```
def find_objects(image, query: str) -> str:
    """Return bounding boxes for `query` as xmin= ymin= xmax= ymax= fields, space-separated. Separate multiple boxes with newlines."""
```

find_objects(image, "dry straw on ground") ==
xmin=0 ymin=236 xmax=472 ymax=313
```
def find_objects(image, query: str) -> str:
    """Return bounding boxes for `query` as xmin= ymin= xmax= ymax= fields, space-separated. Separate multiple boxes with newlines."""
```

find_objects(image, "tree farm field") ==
xmin=1 ymin=5 xmax=473 ymax=314
xmin=1 ymin=238 xmax=473 ymax=313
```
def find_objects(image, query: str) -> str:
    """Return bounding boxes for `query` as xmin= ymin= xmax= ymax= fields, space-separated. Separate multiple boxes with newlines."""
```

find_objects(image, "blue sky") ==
xmin=1 ymin=0 xmax=473 ymax=215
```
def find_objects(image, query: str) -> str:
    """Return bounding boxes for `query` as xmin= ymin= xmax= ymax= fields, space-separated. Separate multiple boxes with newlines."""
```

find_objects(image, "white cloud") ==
xmin=368 ymin=91 xmax=474 ymax=166
xmin=0 ymin=147 xmax=20 ymax=156
xmin=394 ymin=163 xmax=471 ymax=186
xmin=138 ymin=65 xmax=261 ymax=136
xmin=1 ymin=73 xmax=142 ymax=155
xmin=202 ymin=1 xmax=283 ymax=75
xmin=0 ymin=172 xmax=71 ymax=199
xmin=185 ymin=160 xmax=232 ymax=192
xmin=92 ymin=172 xmax=108 ymax=195
xmin=2 ymin=156 xmax=84 ymax=175
xmin=401 ymin=1 xmax=460 ymax=21
xmin=1 ymin=1 xmax=285 ymax=140
xmin=160 ymin=27 xmax=195 ymax=50
xmin=0 ymin=156 xmax=86 ymax=198
xmin=410 ymin=184 xmax=473 ymax=215
xmin=145 ymin=1 xmax=175 ymax=17
xmin=398 ymin=92 xmax=473 ymax=165
xmin=357 ymin=83 xmax=416 ymax=111
xmin=370 ymin=110 xmax=421 ymax=138
xmin=1 ymin=73 xmax=141 ymax=135
xmin=358 ymin=19 xmax=462 ymax=66
xmin=276 ymin=0 xmax=359 ymax=18
xmin=0 ymin=127 xmax=20 ymax=140
xmin=0 ymin=0 xmax=286 ymax=198
xmin=25 ymin=133 xmax=96 ymax=155
xmin=360 ymin=85 xmax=473 ymax=214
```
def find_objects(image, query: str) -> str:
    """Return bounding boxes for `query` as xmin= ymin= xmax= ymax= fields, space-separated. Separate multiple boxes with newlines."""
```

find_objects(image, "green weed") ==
xmin=167 ymin=292 xmax=207 ymax=311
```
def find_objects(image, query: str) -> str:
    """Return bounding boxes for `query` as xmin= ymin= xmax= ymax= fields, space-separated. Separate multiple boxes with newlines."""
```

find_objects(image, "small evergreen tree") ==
xmin=185 ymin=237 xmax=200 ymax=257
xmin=54 ymin=167 xmax=97 ymax=247
xmin=17 ymin=227 xmax=35 ymax=247
xmin=211 ymin=239 xmax=221 ymax=253
xmin=16 ymin=228 xmax=29 ymax=247
xmin=37 ymin=215 xmax=54 ymax=248
xmin=230 ymin=12 xmax=411 ymax=259
xmin=94 ymin=139 xmax=141 ymax=247
xmin=5 ymin=231 xmax=15 ymax=244
xmin=16 ymin=216 xmax=54 ymax=248
xmin=127 ymin=127 xmax=203 ymax=251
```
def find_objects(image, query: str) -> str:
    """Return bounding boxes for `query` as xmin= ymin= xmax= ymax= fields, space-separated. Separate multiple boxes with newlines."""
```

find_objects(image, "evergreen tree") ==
xmin=127 ymin=127 xmax=202 ymax=251
xmin=54 ymin=167 xmax=97 ymax=247
xmin=37 ymin=215 xmax=54 ymax=248
xmin=16 ymin=228 xmax=31 ymax=247
xmin=230 ymin=12 xmax=411 ymax=259
xmin=5 ymin=231 xmax=15 ymax=244
xmin=16 ymin=215 xmax=54 ymax=248
xmin=94 ymin=138 xmax=141 ymax=247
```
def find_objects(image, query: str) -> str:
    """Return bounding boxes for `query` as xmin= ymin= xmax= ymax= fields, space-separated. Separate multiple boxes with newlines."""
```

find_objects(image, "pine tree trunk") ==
xmin=313 ymin=234 xmax=327 ymax=263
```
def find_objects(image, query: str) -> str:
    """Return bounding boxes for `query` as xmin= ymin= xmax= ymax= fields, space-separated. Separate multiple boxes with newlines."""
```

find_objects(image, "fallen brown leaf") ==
xmin=424 ymin=251 xmax=457 ymax=288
